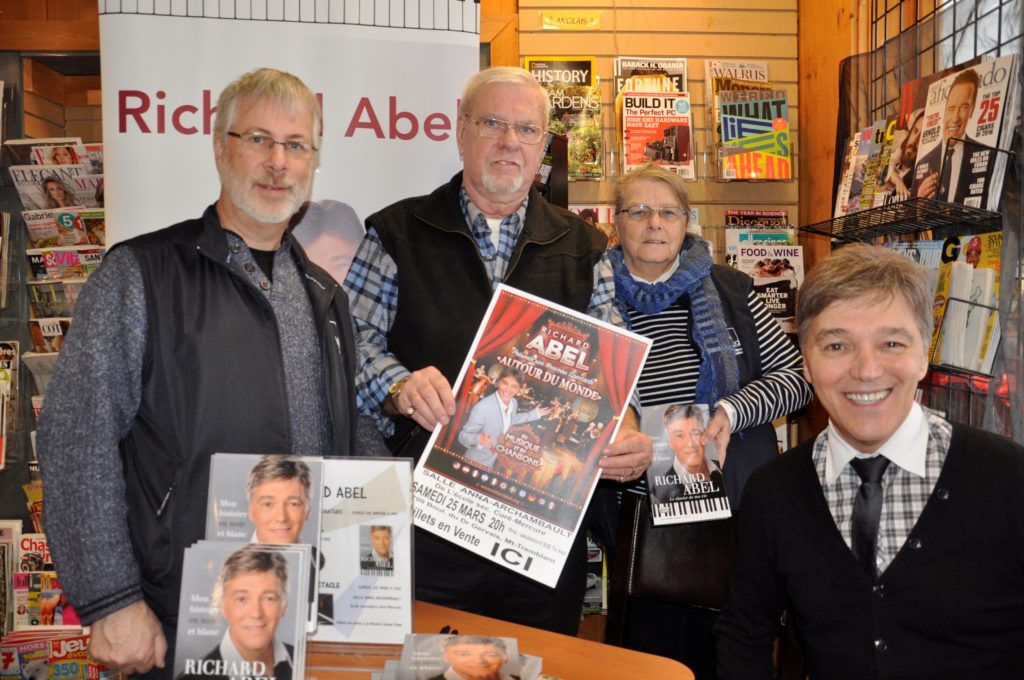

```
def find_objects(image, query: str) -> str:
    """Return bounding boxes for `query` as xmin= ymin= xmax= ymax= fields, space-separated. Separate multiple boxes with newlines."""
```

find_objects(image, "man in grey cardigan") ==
xmin=36 ymin=68 xmax=359 ymax=678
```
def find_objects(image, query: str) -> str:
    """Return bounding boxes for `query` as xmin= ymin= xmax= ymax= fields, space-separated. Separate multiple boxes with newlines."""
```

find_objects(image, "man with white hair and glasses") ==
xmin=345 ymin=66 xmax=653 ymax=634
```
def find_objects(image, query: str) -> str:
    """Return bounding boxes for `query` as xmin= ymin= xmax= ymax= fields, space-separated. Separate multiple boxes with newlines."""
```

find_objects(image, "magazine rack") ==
xmin=930 ymin=294 xmax=1002 ymax=377
xmin=800 ymin=198 xmax=1002 ymax=243
xmin=821 ymin=22 xmax=1022 ymax=442
xmin=0 ymin=68 xmax=33 ymax=475
xmin=921 ymin=290 xmax=1008 ymax=434
xmin=918 ymin=368 xmax=1013 ymax=439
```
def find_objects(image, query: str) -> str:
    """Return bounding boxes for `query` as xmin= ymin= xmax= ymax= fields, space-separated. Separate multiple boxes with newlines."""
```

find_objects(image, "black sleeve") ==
xmin=714 ymin=472 xmax=787 ymax=679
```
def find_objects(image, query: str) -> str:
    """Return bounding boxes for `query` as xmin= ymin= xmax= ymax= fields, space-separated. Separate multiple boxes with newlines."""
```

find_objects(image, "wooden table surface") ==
xmin=307 ymin=600 xmax=694 ymax=679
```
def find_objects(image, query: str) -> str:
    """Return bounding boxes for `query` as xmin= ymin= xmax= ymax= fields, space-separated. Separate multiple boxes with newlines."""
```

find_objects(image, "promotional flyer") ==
xmin=414 ymin=286 xmax=650 ymax=586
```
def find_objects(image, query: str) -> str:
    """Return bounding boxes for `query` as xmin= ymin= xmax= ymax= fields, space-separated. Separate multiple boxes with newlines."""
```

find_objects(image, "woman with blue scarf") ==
xmin=608 ymin=164 xmax=812 ymax=678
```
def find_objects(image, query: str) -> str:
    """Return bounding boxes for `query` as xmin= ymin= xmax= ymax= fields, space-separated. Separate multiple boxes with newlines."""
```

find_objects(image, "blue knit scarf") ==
xmin=610 ymin=236 xmax=740 ymax=405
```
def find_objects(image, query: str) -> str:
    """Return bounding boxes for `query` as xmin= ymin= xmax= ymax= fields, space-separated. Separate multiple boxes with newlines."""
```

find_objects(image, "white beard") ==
xmin=481 ymin=167 xmax=524 ymax=196
xmin=220 ymin=167 xmax=307 ymax=225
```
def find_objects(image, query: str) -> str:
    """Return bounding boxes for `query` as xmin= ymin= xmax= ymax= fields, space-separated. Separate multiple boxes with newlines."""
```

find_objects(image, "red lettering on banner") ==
xmin=345 ymin=97 xmax=385 ymax=138
xmin=156 ymin=91 xmax=166 ymax=133
xmin=423 ymin=112 xmax=452 ymax=141
xmin=172 ymin=104 xmax=199 ymax=134
xmin=120 ymin=90 xmax=152 ymax=133
xmin=119 ymin=89 xmax=452 ymax=142
xmin=390 ymin=96 xmax=418 ymax=139
xmin=118 ymin=89 xmax=217 ymax=135
xmin=346 ymin=96 xmax=454 ymax=141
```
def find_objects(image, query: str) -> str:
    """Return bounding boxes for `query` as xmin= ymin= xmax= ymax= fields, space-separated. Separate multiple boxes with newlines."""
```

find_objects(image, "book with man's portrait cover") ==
xmin=641 ymin=403 xmax=731 ymax=526
xmin=173 ymin=541 xmax=308 ymax=680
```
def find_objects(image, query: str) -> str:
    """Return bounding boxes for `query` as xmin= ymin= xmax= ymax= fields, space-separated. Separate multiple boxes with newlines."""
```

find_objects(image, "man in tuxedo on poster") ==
xmin=345 ymin=66 xmax=653 ymax=634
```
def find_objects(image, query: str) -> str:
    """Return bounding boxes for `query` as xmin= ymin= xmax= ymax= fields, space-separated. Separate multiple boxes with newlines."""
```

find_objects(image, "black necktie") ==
xmin=937 ymin=144 xmax=955 ymax=200
xmin=850 ymin=456 xmax=891 ymax=578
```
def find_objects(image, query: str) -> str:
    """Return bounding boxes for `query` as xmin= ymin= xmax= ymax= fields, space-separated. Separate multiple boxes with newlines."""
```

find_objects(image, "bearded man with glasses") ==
xmin=345 ymin=66 xmax=653 ymax=634
xmin=37 ymin=68 xmax=358 ymax=678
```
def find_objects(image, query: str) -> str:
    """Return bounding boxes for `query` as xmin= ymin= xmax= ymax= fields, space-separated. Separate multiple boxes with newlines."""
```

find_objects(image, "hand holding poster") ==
xmin=414 ymin=285 xmax=650 ymax=586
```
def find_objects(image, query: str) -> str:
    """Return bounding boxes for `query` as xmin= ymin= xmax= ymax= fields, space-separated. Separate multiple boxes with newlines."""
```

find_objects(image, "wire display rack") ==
xmin=800 ymin=197 xmax=1002 ymax=243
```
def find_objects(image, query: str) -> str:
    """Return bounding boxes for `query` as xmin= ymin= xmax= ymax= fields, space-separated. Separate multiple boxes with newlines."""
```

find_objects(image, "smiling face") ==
xmin=495 ymin=375 xmax=522 ymax=405
xmin=214 ymin=96 xmax=316 ymax=238
xmin=221 ymin=569 xmax=286 ymax=659
xmin=803 ymin=292 xmax=929 ymax=453
xmin=248 ymin=477 xmax=310 ymax=544
xmin=614 ymin=179 xmax=687 ymax=281
xmin=943 ymin=81 xmax=976 ymax=148
xmin=51 ymin=146 xmax=75 ymax=164
xmin=457 ymin=82 xmax=546 ymax=216
xmin=443 ymin=643 xmax=506 ymax=680
xmin=371 ymin=528 xmax=392 ymax=559
xmin=666 ymin=416 xmax=708 ymax=475
xmin=45 ymin=180 xmax=68 ymax=204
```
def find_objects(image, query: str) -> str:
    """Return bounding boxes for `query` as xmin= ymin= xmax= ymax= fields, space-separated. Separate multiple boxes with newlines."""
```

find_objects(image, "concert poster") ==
xmin=414 ymin=285 xmax=651 ymax=586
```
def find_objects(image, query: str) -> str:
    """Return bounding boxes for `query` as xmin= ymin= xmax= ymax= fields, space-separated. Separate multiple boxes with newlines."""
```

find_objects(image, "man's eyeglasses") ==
xmin=615 ymin=205 xmax=686 ymax=222
xmin=226 ymin=131 xmax=318 ymax=157
xmin=463 ymin=116 xmax=546 ymax=145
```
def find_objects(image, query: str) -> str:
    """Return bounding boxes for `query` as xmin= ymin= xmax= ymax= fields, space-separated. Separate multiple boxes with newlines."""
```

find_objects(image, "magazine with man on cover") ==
xmin=911 ymin=54 xmax=1019 ymax=210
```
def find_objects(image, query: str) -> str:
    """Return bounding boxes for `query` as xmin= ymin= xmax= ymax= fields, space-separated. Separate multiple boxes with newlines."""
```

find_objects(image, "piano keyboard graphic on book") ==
xmin=652 ymin=495 xmax=731 ymax=521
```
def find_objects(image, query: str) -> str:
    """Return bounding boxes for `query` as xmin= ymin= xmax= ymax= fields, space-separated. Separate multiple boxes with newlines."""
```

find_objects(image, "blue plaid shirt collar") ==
xmin=459 ymin=184 xmax=528 ymax=285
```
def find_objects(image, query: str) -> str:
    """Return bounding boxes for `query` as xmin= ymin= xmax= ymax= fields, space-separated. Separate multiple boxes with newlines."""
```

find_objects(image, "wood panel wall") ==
xmin=796 ymin=0 xmax=866 ymax=265
xmin=518 ymin=0 xmax=800 ymax=255
xmin=20 ymin=59 xmax=102 ymax=141
xmin=0 ymin=0 xmax=99 ymax=51
xmin=794 ymin=0 xmax=865 ymax=436
xmin=0 ymin=1 xmax=101 ymax=140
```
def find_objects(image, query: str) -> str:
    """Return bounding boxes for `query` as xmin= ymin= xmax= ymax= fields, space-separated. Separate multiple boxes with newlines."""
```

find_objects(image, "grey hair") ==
xmin=246 ymin=455 xmax=312 ymax=502
xmin=214 ymin=67 xmax=321 ymax=149
xmin=441 ymin=635 xmax=509 ymax=657
xmin=459 ymin=67 xmax=551 ymax=125
xmin=796 ymin=242 xmax=934 ymax=350
xmin=613 ymin=163 xmax=692 ymax=217
xmin=662 ymin=403 xmax=705 ymax=430
xmin=210 ymin=544 xmax=288 ymax=613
